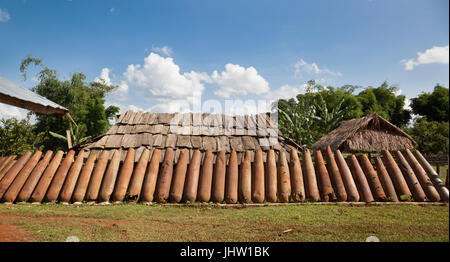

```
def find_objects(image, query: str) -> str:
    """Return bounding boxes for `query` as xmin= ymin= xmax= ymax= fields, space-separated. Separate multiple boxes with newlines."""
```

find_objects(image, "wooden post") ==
xmin=446 ymin=169 xmax=449 ymax=189
xmin=66 ymin=129 xmax=72 ymax=149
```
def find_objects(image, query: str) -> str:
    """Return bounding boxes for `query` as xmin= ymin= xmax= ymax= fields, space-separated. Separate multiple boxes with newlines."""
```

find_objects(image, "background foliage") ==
xmin=18 ymin=56 xmax=120 ymax=151
xmin=0 ymin=116 xmax=44 ymax=156
xmin=1 ymin=56 xmax=448 ymax=155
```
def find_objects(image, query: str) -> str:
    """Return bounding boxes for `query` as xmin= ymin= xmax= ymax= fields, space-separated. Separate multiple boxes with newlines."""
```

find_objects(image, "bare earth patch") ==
xmin=0 ymin=203 xmax=448 ymax=242
xmin=0 ymin=214 xmax=36 ymax=242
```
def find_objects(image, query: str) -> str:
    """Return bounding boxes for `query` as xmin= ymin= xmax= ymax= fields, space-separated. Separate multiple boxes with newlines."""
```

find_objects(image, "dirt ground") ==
xmin=0 ymin=214 xmax=35 ymax=242
xmin=0 ymin=212 xmax=130 ymax=242
xmin=0 ymin=203 xmax=448 ymax=242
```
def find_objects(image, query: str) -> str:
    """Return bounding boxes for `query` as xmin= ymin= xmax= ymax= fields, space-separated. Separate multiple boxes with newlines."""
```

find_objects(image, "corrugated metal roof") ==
xmin=0 ymin=76 xmax=69 ymax=116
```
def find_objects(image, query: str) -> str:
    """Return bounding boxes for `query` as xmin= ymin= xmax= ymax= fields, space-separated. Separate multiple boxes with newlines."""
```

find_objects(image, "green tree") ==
xmin=20 ymin=56 xmax=120 ymax=151
xmin=410 ymin=84 xmax=449 ymax=122
xmin=406 ymin=118 xmax=449 ymax=154
xmin=356 ymin=81 xmax=411 ymax=127
xmin=276 ymin=82 xmax=359 ymax=146
xmin=0 ymin=116 xmax=44 ymax=156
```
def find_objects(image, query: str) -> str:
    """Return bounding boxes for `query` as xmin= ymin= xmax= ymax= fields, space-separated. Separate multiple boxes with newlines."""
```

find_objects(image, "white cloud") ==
xmin=402 ymin=45 xmax=449 ymax=70
xmin=95 ymin=68 xmax=129 ymax=100
xmin=151 ymin=46 xmax=173 ymax=57
xmin=124 ymin=52 xmax=209 ymax=102
xmin=94 ymin=68 xmax=112 ymax=86
xmin=294 ymin=59 xmax=342 ymax=78
xmin=393 ymin=89 xmax=412 ymax=110
xmin=0 ymin=104 xmax=28 ymax=120
xmin=265 ymin=84 xmax=305 ymax=100
xmin=404 ymin=98 xmax=412 ymax=111
xmin=148 ymin=100 xmax=193 ymax=113
xmin=212 ymin=64 xmax=269 ymax=98
xmin=105 ymin=102 xmax=143 ymax=114
xmin=0 ymin=8 xmax=10 ymax=22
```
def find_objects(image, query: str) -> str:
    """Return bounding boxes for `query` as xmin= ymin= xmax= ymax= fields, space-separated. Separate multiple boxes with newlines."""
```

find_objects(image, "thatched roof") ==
xmin=311 ymin=112 xmax=417 ymax=153
xmin=74 ymin=111 xmax=302 ymax=163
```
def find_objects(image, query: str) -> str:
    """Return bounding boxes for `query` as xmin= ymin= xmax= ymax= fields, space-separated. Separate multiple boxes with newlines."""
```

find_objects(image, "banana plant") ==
xmin=312 ymin=93 xmax=352 ymax=134
xmin=49 ymin=123 xmax=91 ymax=149
xmin=276 ymin=98 xmax=317 ymax=146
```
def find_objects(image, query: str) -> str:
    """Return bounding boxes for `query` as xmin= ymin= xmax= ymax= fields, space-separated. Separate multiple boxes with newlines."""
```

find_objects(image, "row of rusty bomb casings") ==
xmin=0 ymin=146 xmax=448 ymax=204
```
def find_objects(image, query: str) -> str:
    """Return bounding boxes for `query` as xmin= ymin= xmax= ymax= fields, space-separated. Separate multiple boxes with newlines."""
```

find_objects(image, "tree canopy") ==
xmin=410 ymin=84 xmax=449 ymax=122
xmin=356 ymin=81 xmax=411 ymax=127
xmin=276 ymin=80 xmax=411 ymax=147
xmin=0 ymin=116 xmax=44 ymax=156
xmin=19 ymin=56 xmax=120 ymax=151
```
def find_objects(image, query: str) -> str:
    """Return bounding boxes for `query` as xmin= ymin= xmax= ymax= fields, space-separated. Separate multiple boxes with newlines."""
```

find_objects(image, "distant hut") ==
xmin=311 ymin=112 xmax=417 ymax=153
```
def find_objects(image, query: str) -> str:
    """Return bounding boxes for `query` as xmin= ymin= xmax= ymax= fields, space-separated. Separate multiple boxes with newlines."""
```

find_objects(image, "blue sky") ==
xmin=0 ymin=0 xmax=448 ymax=118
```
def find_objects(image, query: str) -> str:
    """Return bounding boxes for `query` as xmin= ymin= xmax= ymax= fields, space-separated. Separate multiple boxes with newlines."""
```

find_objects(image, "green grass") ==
xmin=432 ymin=165 xmax=448 ymax=183
xmin=0 ymin=203 xmax=448 ymax=242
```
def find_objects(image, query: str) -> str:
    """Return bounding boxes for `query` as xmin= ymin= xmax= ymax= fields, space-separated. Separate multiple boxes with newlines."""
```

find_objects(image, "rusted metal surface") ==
xmin=325 ymin=147 xmax=347 ymax=202
xmin=289 ymin=149 xmax=305 ymax=202
xmin=141 ymin=149 xmax=161 ymax=202
xmin=30 ymin=151 xmax=64 ymax=203
xmin=126 ymin=148 xmax=150 ymax=201
xmin=45 ymin=150 xmax=76 ymax=202
xmin=71 ymin=150 xmax=97 ymax=203
xmin=252 ymin=150 xmax=265 ymax=203
xmin=358 ymin=154 xmax=386 ymax=201
xmin=170 ymin=149 xmax=189 ymax=203
xmin=183 ymin=150 xmax=201 ymax=202
xmin=111 ymin=149 xmax=136 ymax=202
xmin=16 ymin=151 xmax=53 ymax=202
xmin=0 ymin=155 xmax=16 ymax=180
xmin=59 ymin=150 xmax=85 ymax=203
xmin=0 ymin=159 xmax=17 ymax=181
xmin=211 ymin=151 xmax=226 ymax=203
xmin=197 ymin=150 xmax=213 ymax=202
xmin=314 ymin=150 xmax=333 ymax=202
xmin=394 ymin=151 xmax=426 ymax=202
xmin=225 ymin=150 xmax=239 ymax=204
xmin=302 ymin=149 xmax=320 ymax=202
xmin=346 ymin=155 xmax=374 ymax=202
xmin=155 ymin=148 xmax=175 ymax=203
xmin=2 ymin=151 xmax=42 ymax=203
xmin=413 ymin=150 xmax=449 ymax=202
xmin=374 ymin=156 xmax=398 ymax=202
xmin=277 ymin=150 xmax=291 ymax=203
xmin=0 ymin=151 xmax=32 ymax=199
xmin=1 ymin=144 xmax=447 ymax=204
xmin=265 ymin=149 xmax=278 ymax=202
xmin=85 ymin=150 xmax=110 ymax=202
xmin=239 ymin=151 xmax=252 ymax=203
xmin=98 ymin=150 xmax=121 ymax=202
xmin=334 ymin=150 xmax=359 ymax=202
xmin=0 ymin=160 xmax=16 ymax=181
xmin=403 ymin=149 xmax=440 ymax=202
xmin=382 ymin=150 xmax=412 ymax=201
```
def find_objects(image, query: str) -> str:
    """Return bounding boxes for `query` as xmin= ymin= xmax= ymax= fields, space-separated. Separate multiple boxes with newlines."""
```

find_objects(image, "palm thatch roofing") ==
xmin=74 ymin=110 xmax=303 ymax=164
xmin=311 ymin=112 xmax=417 ymax=153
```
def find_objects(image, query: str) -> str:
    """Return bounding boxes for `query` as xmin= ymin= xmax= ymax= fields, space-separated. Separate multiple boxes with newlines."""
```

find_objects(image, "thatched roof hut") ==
xmin=311 ymin=112 xmax=417 ymax=153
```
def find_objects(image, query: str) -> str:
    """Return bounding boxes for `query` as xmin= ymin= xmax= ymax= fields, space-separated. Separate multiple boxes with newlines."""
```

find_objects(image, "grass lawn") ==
xmin=0 ymin=203 xmax=448 ymax=242
xmin=433 ymin=165 xmax=448 ymax=183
